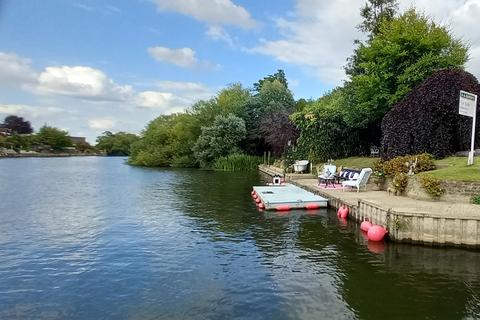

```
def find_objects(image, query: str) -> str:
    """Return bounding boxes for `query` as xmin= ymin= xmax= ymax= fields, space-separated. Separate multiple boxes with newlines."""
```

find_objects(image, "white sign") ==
xmin=459 ymin=90 xmax=477 ymax=117
xmin=459 ymin=90 xmax=477 ymax=165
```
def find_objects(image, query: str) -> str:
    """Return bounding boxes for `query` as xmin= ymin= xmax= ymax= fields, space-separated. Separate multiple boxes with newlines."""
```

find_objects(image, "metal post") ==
xmin=468 ymin=105 xmax=476 ymax=165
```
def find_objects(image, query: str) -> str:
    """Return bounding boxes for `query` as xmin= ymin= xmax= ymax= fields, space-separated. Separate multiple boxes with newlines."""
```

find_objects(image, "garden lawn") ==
xmin=332 ymin=157 xmax=379 ymax=169
xmin=421 ymin=157 xmax=480 ymax=182
xmin=331 ymin=156 xmax=480 ymax=181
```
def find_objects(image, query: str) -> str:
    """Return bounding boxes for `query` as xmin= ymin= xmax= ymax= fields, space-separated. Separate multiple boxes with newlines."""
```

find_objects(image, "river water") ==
xmin=0 ymin=157 xmax=479 ymax=319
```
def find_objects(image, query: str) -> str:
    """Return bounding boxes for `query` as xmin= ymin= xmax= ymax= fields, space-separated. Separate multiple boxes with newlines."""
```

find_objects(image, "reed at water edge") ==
xmin=213 ymin=153 xmax=263 ymax=172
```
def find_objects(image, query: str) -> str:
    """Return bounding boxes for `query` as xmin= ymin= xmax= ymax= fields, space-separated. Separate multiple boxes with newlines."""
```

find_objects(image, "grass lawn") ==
xmin=331 ymin=156 xmax=480 ymax=181
xmin=421 ymin=157 xmax=480 ymax=182
xmin=330 ymin=157 xmax=379 ymax=169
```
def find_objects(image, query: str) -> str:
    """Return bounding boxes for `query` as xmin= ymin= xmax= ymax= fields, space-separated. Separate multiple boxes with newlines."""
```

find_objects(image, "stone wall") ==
xmin=379 ymin=176 xmax=480 ymax=203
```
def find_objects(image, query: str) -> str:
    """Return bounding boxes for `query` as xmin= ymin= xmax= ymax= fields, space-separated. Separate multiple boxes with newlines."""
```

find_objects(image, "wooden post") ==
xmin=263 ymin=151 xmax=266 ymax=165
xmin=267 ymin=151 xmax=271 ymax=166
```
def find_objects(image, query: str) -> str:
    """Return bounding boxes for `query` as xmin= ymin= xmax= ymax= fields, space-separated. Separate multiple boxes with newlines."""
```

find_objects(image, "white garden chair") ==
xmin=342 ymin=168 xmax=373 ymax=192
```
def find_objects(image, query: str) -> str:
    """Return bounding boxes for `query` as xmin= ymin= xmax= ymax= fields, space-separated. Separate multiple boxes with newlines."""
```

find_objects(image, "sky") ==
xmin=0 ymin=0 xmax=480 ymax=143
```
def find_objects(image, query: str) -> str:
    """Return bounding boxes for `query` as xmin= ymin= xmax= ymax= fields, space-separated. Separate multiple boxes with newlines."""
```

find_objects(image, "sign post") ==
xmin=459 ymin=90 xmax=477 ymax=165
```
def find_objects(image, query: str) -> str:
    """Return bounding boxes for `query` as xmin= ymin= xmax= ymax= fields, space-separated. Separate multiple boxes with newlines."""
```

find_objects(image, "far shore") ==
xmin=0 ymin=153 xmax=106 ymax=159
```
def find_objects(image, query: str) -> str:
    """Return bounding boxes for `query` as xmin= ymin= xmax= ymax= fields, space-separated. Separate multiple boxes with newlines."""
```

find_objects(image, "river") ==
xmin=0 ymin=157 xmax=479 ymax=319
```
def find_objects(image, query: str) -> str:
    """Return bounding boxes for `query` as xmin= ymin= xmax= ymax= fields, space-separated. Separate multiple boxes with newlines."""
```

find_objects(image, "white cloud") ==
xmin=252 ymin=0 xmax=363 ymax=85
xmin=36 ymin=66 xmax=133 ymax=101
xmin=253 ymin=0 xmax=480 ymax=86
xmin=152 ymin=0 xmax=256 ymax=29
xmin=0 ymin=52 xmax=38 ymax=86
xmin=88 ymin=118 xmax=115 ymax=130
xmin=148 ymin=46 xmax=198 ymax=68
xmin=135 ymin=91 xmax=189 ymax=113
xmin=205 ymin=26 xmax=235 ymax=48
xmin=156 ymin=80 xmax=213 ymax=99
xmin=0 ymin=103 xmax=63 ymax=119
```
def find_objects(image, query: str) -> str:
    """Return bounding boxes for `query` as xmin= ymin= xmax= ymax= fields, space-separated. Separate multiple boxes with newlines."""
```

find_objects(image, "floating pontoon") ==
xmin=252 ymin=184 xmax=328 ymax=211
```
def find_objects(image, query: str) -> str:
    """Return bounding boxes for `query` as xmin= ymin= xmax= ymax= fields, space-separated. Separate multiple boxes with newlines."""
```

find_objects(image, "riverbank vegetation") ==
xmin=129 ymin=0 xmax=478 ymax=172
xmin=96 ymin=131 xmax=139 ymax=156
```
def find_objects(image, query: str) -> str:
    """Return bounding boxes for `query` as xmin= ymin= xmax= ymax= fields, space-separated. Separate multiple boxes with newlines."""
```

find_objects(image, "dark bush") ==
xmin=381 ymin=69 xmax=480 ymax=159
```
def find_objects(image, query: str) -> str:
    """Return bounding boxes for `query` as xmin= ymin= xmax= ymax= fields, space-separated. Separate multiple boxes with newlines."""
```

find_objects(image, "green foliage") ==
xmin=193 ymin=114 xmax=246 ymax=168
xmin=358 ymin=0 xmax=398 ymax=37
xmin=253 ymin=69 xmax=288 ymax=92
xmin=3 ymin=134 xmax=37 ymax=151
xmin=419 ymin=175 xmax=445 ymax=198
xmin=36 ymin=125 xmax=72 ymax=150
xmin=130 ymin=113 xmax=200 ymax=167
xmin=96 ymin=131 xmax=139 ymax=156
xmin=213 ymin=153 xmax=262 ymax=172
xmin=243 ymin=77 xmax=295 ymax=155
xmin=349 ymin=9 xmax=468 ymax=128
xmin=291 ymin=88 xmax=364 ymax=161
xmin=472 ymin=195 xmax=480 ymax=205
xmin=392 ymin=173 xmax=409 ymax=194
xmin=374 ymin=153 xmax=436 ymax=176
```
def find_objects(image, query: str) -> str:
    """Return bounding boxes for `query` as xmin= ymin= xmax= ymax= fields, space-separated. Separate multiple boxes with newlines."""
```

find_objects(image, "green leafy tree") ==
xmin=253 ymin=69 xmax=288 ymax=92
xmin=243 ymin=78 xmax=295 ymax=154
xmin=193 ymin=113 xmax=246 ymax=168
xmin=96 ymin=131 xmax=139 ymax=156
xmin=130 ymin=113 xmax=200 ymax=167
xmin=358 ymin=0 xmax=398 ymax=37
xmin=4 ymin=134 xmax=37 ymax=151
xmin=291 ymin=88 xmax=364 ymax=161
xmin=349 ymin=9 xmax=468 ymax=128
xmin=36 ymin=125 xmax=72 ymax=150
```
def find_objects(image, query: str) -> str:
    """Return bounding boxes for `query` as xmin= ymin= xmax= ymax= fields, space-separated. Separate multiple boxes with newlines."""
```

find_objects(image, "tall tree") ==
xmin=349 ymin=9 xmax=468 ymax=129
xmin=346 ymin=0 xmax=398 ymax=77
xmin=96 ymin=131 xmax=139 ymax=156
xmin=3 ymin=115 xmax=33 ymax=134
xmin=253 ymin=69 xmax=288 ymax=92
xmin=358 ymin=0 xmax=398 ymax=37
xmin=36 ymin=125 xmax=72 ymax=150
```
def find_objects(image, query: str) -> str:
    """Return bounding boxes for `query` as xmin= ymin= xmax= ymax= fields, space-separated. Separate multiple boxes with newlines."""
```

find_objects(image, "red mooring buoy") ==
xmin=360 ymin=220 xmax=373 ymax=232
xmin=367 ymin=225 xmax=387 ymax=242
xmin=337 ymin=206 xmax=349 ymax=218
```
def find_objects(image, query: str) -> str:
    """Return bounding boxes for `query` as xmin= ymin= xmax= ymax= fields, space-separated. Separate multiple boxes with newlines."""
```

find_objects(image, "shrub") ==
xmin=381 ymin=69 xmax=480 ymax=159
xmin=374 ymin=153 xmax=436 ymax=176
xmin=472 ymin=195 xmax=480 ymax=205
xmin=419 ymin=175 xmax=445 ymax=199
xmin=392 ymin=173 xmax=409 ymax=194
xmin=193 ymin=114 xmax=246 ymax=168
xmin=213 ymin=153 xmax=262 ymax=172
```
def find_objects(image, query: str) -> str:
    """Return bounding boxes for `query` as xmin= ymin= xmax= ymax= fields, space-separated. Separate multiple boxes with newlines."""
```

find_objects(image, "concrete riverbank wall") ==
xmin=259 ymin=165 xmax=480 ymax=248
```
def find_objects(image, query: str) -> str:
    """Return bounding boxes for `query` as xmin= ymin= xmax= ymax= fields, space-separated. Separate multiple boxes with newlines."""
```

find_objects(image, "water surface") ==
xmin=0 ymin=157 xmax=479 ymax=319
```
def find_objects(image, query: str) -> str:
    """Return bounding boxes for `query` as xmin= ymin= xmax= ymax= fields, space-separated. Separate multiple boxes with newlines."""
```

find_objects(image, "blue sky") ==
xmin=0 ymin=0 xmax=479 ymax=142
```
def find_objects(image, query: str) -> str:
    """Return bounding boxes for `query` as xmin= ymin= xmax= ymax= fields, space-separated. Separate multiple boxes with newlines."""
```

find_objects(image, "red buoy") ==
xmin=255 ymin=198 xmax=261 ymax=203
xmin=251 ymin=190 xmax=255 ymax=195
xmin=276 ymin=205 xmax=291 ymax=211
xmin=360 ymin=220 xmax=373 ymax=232
xmin=306 ymin=203 xmax=320 ymax=210
xmin=258 ymin=202 xmax=265 ymax=209
xmin=337 ymin=205 xmax=349 ymax=218
xmin=367 ymin=225 xmax=387 ymax=242
xmin=253 ymin=194 xmax=258 ymax=199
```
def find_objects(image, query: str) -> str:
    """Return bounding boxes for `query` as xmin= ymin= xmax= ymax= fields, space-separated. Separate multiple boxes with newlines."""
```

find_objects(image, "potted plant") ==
xmin=372 ymin=170 xmax=385 ymax=190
